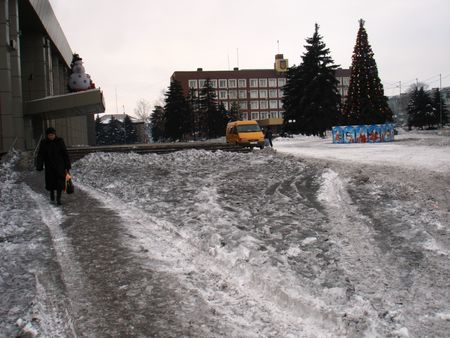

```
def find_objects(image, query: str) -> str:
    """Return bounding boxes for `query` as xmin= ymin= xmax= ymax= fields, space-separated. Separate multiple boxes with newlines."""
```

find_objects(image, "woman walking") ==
xmin=36 ymin=127 xmax=71 ymax=205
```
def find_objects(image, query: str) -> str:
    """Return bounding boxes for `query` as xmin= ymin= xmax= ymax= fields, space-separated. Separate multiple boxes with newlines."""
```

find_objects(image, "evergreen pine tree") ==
xmin=150 ymin=105 xmax=165 ymax=142
xmin=229 ymin=102 xmax=241 ymax=121
xmin=407 ymin=86 xmax=434 ymax=129
xmin=123 ymin=115 xmax=137 ymax=144
xmin=164 ymin=80 xmax=189 ymax=141
xmin=187 ymin=88 xmax=199 ymax=140
xmin=199 ymin=79 xmax=224 ymax=138
xmin=95 ymin=114 xmax=106 ymax=145
xmin=431 ymin=89 xmax=448 ymax=126
xmin=107 ymin=116 xmax=125 ymax=144
xmin=343 ymin=19 xmax=392 ymax=125
xmin=282 ymin=24 xmax=341 ymax=136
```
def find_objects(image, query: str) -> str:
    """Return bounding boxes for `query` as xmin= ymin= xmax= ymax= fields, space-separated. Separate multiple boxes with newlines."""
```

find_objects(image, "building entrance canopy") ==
xmin=24 ymin=89 xmax=105 ymax=119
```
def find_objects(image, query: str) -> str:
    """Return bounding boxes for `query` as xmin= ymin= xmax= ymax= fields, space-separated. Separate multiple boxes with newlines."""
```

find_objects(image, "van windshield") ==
xmin=236 ymin=124 xmax=261 ymax=132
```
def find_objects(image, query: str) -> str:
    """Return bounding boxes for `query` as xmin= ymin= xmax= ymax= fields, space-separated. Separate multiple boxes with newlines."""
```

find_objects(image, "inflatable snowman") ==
xmin=68 ymin=54 xmax=95 ymax=92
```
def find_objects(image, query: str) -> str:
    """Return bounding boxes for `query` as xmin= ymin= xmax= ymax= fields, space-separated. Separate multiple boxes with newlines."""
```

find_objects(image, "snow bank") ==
xmin=275 ymin=130 xmax=450 ymax=172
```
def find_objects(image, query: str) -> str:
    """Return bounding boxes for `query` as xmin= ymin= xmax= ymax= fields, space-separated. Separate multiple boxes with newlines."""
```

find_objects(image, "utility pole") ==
xmin=396 ymin=81 xmax=402 ymax=123
xmin=115 ymin=87 xmax=118 ymax=114
xmin=439 ymin=74 xmax=443 ymax=128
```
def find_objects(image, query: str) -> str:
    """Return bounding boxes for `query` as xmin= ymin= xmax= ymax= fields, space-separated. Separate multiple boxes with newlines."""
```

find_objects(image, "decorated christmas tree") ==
xmin=342 ymin=20 xmax=392 ymax=125
xmin=68 ymin=53 xmax=95 ymax=92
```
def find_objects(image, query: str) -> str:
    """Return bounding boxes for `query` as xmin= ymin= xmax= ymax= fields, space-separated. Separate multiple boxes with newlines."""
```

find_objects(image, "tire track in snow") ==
xmin=79 ymin=181 xmax=348 ymax=337
xmin=317 ymin=169 xmax=393 ymax=334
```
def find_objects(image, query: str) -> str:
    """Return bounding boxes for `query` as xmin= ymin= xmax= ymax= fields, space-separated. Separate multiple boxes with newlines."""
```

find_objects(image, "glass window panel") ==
xmin=250 ymin=101 xmax=259 ymax=109
xmin=269 ymin=89 xmax=278 ymax=98
xmin=188 ymin=80 xmax=197 ymax=89
xmin=238 ymin=90 xmax=247 ymax=99
xmin=238 ymin=79 xmax=246 ymax=88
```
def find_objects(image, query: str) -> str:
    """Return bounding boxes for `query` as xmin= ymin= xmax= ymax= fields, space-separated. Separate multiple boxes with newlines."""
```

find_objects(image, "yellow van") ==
xmin=226 ymin=120 xmax=265 ymax=149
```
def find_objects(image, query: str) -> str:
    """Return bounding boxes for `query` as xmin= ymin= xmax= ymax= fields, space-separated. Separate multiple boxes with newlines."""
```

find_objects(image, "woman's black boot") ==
xmin=50 ymin=190 xmax=55 ymax=201
xmin=56 ymin=190 xmax=62 ymax=205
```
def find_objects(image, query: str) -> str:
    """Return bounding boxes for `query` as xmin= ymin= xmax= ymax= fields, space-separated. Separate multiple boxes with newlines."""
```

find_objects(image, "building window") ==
xmin=210 ymin=79 xmax=217 ymax=88
xmin=239 ymin=101 xmax=248 ymax=110
xmin=260 ymin=111 xmax=269 ymax=119
xmin=238 ymin=90 xmax=247 ymax=99
xmin=219 ymin=90 xmax=228 ymax=99
xmin=278 ymin=89 xmax=283 ymax=97
xmin=270 ymin=111 xmax=278 ymax=118
xmin=269 ymin=89 xmax=278 ymax=98
xmin=250 ymin=79 xmax=258 ymax=87
xmin=268 ymin=78 xmax=277 ymax=87
xmin=238 ymin=79 xmax=246 ymax=88
xmin=259 ymin=78 xmax=267 ymax=87
xmin=219 ymin=79 xmax=227 ymax=88
xmin=278 ymin=78 xmax=286 ymax=87
xmin=279 ymin=111 xmax=285 ymax=118
xmin=343 ymin=77 xmax=349 ymax=86
xmin=259 ymin=101 xmax=268 ymax=109
xmin=199 ymin=79 xmax=208 ymax=88
xmin=242 ymin=113 xmax=249 ymax=121
xmin=228 ymin=79 xmax=237 ymax=88
xmin=215 ymin=91 xmax=219 ymax=98
xmin=221 ymin=101 xmax=229 ymax=110
xmin=278 ymin=100 xmax=283 ymax=109
xmin=269 ymin=100 xmax=278 ymax=109
xmin=250 ymin=90 xmax=258 ymax=99
xmin=188 ymin=80 xmax=197 ymax=89
xmin=250 ymin=101 xmax=259 ymax=110
xmin=251 ymin=112 xmax=260 ymax=120
xmin=259 ymin=90 xmax=268 ymax=98
xmin=229 ymin=90 xmax=237 ymax=99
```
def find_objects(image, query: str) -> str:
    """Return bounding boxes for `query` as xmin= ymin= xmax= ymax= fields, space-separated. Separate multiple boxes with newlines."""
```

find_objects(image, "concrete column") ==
xmin=8 ymin=0 xmax=24 ymax=150
xmin=52 ymin=53 xmax=60 ymax=94
xmin=44 ymin=37 xmax=53 ymax=96
xmin=0 ymin=0 xmax=13 ymax=153
xmin=21 ymin=32 xmax=48 ymax=101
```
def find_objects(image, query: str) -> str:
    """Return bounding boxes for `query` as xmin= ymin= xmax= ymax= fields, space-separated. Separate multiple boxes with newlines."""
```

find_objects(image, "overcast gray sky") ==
xmin=48 ymin=0 xmax=450 ymax=117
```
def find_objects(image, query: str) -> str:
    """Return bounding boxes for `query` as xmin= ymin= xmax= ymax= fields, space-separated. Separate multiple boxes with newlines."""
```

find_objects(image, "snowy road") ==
xmin=1 ymin=131 xmax=450 ymax=337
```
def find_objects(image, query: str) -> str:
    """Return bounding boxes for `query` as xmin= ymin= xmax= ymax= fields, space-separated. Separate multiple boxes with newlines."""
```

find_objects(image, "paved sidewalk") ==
xmin=23 ymin=170 xmax=206 ymax=337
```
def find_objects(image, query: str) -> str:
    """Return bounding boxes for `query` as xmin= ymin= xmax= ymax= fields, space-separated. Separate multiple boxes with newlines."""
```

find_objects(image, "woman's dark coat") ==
xmin=36 ymin=137 xmax=71 ymax=191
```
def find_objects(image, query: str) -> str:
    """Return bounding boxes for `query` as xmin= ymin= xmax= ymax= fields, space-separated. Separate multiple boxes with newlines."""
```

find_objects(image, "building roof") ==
xmin=23 ymin=0 xmax=73 ymax=66
xmin=99 ymin=114 xmax=144 ymax=124
xmin=172 ymin=68 xmax=286 ymax=79
xmin=335 ymin=68 xmax=351 ymax=77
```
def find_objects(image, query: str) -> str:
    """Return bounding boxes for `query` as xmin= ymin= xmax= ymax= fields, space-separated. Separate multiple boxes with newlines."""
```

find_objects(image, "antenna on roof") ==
xmin=115 ymin=87 xmax=118 ymax=114
xmin=277 ymin=40 xmax=280 ymax=53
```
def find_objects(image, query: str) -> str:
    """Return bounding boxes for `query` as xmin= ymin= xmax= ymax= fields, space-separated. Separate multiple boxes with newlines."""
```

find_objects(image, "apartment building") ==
xmin=171 ymin=54 xmax=290 ymax=131
xmin=171 ymin=55 xmax=350 ymax=132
